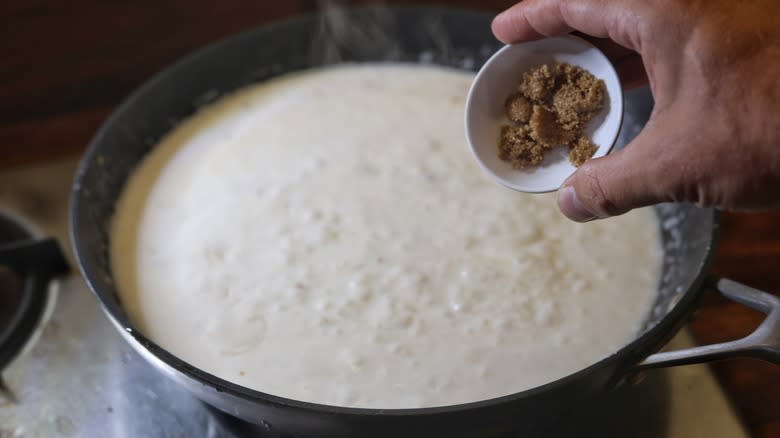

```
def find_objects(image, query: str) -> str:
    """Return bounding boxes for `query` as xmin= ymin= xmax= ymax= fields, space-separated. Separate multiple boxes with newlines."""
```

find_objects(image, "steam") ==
xmin=311 ymin=1 xmax=403 ymax=63
xmin=309 ymin=1 xmax=476 ymax=68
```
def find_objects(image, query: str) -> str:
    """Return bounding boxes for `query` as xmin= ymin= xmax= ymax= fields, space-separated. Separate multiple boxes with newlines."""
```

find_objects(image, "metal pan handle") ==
xmin=0 ymin=238 xmax=69 ymax=276
xmin=0 ymin=237 xmax=68 ymax=402
xmin=0 ymin=238 xmax=68 ymax=368
xmin=638 ymin=277 xmax=780 ymax=369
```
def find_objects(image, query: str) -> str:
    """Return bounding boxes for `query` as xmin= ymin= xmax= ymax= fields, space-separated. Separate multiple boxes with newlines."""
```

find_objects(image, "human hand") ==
xmin=492 ymin=0 xmax=780 ymax=221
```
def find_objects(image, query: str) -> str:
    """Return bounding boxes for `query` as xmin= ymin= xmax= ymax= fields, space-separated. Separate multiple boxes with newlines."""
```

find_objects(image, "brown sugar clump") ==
xmin=517 ymin=63 xmax=558 ymax=102
xmin=497 ymin=62 xmax=605 ymax=168
xmin=498 ymin=125 xmax=551 ymax=168
xmin=552 ymin=65 xmax=606 ymax=131
xmin=505 ymin=93 xmax=533 ymax=123
xmin=569 ymin=136 xmax=599 ymax=167
xmin=529 ymin=105 xmax=576 ymax=147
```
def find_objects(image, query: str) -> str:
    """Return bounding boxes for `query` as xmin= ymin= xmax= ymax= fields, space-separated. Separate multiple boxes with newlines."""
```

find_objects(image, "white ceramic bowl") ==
xmin=465 ymin=36 xmax=623 ymax=193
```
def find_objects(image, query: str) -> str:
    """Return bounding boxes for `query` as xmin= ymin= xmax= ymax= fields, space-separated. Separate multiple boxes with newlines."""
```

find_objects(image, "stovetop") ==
xmin=0 ymin=158 xmax=749 ymax=437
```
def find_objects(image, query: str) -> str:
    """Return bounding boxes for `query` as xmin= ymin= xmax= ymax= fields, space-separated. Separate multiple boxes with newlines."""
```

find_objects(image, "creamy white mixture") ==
xmin=111 ymin=65 xmax=662 ymax=409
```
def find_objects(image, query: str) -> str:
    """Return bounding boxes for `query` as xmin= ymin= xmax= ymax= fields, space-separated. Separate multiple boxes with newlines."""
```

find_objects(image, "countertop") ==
xmin=1 ymin=1 xmax=778 ymax=437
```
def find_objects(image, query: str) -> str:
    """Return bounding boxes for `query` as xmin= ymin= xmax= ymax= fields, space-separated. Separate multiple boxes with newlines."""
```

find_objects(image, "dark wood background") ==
xmin=2 ymin=1 xmax=778 ymax=437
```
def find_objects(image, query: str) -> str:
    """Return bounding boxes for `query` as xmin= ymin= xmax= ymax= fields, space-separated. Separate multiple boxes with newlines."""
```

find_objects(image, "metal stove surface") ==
xmin=0 ymin=156 xmax=749 ymax=438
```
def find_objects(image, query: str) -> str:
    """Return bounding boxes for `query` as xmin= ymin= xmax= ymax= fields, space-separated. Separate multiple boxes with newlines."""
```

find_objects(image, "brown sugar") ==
xmin=498 ymin=125 xmax=551 ymax=168
xmin=552 ymin=64 xmax=605 ymax=131
xmin=505 ymin=93 xmax=533 ymax=123
xmin=497 ymin=62 xmax=605 ymax=168
xmin=529 ymin=105 xmax=576 ymax=147
xmin=569 ymin=136 xmax=599 ymax=167
xmin=517 ymin=63 xmax=557 ymax=102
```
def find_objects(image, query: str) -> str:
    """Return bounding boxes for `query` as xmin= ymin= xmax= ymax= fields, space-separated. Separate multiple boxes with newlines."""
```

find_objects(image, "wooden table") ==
xmin=2 ymin=1 xmax=778 ymax=436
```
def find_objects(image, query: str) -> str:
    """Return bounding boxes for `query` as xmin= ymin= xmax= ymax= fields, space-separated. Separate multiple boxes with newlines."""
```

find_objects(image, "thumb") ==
xmin=557 ymin=121 xmax=685 ymax=221
xmin=492 ymin=0 xmax=642 ymax=52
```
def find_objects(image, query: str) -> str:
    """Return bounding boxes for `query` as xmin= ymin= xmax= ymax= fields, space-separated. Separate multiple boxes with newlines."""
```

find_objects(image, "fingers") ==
xmin=574 ymin=35 xmax=634 ymax=59
xmin=491 ymin=1 xmax=565 ymax=43
xmin=492 ymin=0 xmax=641 ymax=51
xmin=573 ymin=36 xmax=649 ymax=89
xmin=557 ymin=118 xmax=684 ymax=221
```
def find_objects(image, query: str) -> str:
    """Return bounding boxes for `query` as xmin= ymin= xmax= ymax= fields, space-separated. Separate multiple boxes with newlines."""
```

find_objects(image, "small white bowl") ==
xmin=465 ymin=36 xmax=623 ymax=193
